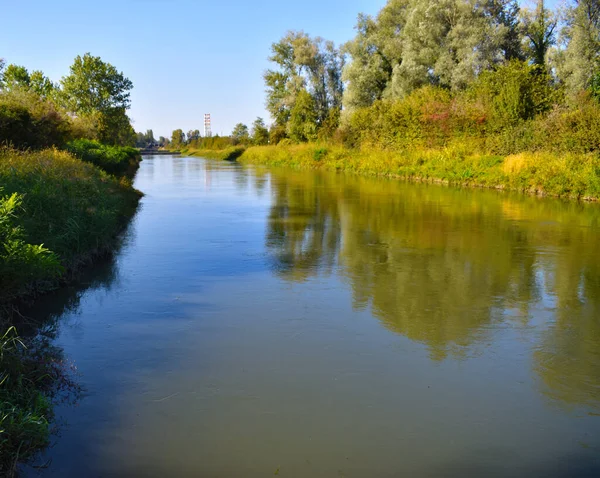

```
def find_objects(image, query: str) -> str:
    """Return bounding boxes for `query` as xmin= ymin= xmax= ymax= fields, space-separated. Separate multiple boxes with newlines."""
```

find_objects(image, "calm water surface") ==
xmin=25 ymin=155 xmax=600 ymax=477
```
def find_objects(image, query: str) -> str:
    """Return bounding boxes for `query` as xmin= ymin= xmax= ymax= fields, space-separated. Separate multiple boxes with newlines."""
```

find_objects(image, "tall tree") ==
xmin=61 ymin=53 xmax=135 ymax=145
xmin=61 ymin=53 xmax=133 ymax=114
xmin=391 ymin=0 xmax=506 ymax=96
xmin=522 ymin=0 xmax=557 ymax=68
xmin=342 ymin=1 xmax=409 ymax=110
xmin=231 ymin=123 xmax=250 ymax=144
xmin=171 ymin=129 xmax=185 ymax=148
xmin=264 ymin=31 xmax=344 ymax=137
xmin=558 ymin=0 xmax=600 ymax=96
xmin=1 ymin=64 xmax=31 ymax=90
xmin=251 ymin=117 xmax=270 ymax=145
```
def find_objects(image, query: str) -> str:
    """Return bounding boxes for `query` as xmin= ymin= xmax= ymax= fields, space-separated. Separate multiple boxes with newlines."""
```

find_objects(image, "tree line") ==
xmin=0 ymin=53 xmax=136 ymax=147
xmin=250 ymin=0 xmax=600 ymax=148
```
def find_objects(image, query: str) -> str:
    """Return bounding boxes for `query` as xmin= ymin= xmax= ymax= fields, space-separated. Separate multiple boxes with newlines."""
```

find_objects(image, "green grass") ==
xmin=0 ymin=147 xmax=142 ymax=302
xmin=183 ymin=146 xmax=246 ymax=161
xmin=234 ymin=143 xmax=600 ymax=201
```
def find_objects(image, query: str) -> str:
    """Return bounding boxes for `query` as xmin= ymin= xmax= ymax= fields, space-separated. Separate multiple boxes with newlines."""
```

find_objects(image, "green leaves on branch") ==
xmin=60 ymin=53 xmax=132 ymax=114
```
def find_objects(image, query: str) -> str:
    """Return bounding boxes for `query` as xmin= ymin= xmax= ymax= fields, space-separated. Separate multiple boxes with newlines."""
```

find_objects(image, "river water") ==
xmin=25 ymin=155 xmax=600 ymax=477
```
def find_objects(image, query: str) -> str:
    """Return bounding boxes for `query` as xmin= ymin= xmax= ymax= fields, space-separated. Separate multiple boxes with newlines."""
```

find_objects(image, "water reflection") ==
xmin=265 ymin=169 xmax=600 ymax=409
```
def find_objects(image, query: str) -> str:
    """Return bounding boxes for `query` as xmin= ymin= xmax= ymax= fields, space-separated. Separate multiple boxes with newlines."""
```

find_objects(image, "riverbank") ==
xmin=0 ymin=147 xmax=142 ymax=475
xmin=186 ymin=143 xmax=600 ymax=202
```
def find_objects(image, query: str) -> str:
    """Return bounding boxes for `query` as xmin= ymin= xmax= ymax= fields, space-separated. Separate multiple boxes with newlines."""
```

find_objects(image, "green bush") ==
xmin=0 ymin=90 xmax=74 ymax=149
xmin=65 ymin=138 xmax=141 ymax=176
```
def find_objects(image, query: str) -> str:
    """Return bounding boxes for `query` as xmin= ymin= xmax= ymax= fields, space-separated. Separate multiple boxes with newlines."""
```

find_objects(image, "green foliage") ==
xmin=65 ymin=139 xmax=141 ymax=176
xmin=1 ymin=65 xmax=31 ymax=90
xmin=60 ymin=53 xmax=132 ymax=114
xmin=264 ymin=31 xmax=344 ymax=141
xmin=170 ymin=129 xmax=185 ymax=149
xmin=0 ymin=191 xmax=62 ymax=303
xmin=522 ymin=0 xmax=557 ymax=68
xmin=231 ymin=123 xmax=250 ymax=145
xmin=0 ymin=90 xmax=74 ymax=149
xmin=557 ymin=0 xmax=600 ymax=98
xmin=0 ymin=147 xmax=141 ymax=272
xmin=472 ymin=60 xmax=557 ymax=131
xmin=251 ymin=117 xmax=270 ymax=145
xmin=288 ymin=89 xmax=318 ymax=143
xmin=60 ymin=53 xmax=135 ymax=146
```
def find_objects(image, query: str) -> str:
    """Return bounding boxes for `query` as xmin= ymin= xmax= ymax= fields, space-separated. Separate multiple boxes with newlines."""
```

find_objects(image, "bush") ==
xmin=65 ymin=138 xmax=141 ymax=176
xmin=0 ymin=90 xmax=74 ymax=149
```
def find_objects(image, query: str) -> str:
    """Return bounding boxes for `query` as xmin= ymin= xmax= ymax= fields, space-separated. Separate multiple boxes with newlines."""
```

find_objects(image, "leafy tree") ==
xmin=231 ymin=123 xmax=249 ymax=144
xmin=288 ymin=89 xmax=318 ymax=142
xmin=251 ymin=117 xmax=270 ymax=145
xmin=171 ymin=129 xmax=185 ymax=148
xmin=264 ymin=31 xmax=344 ymax=134
xmin=522 ymin=0 xmax=557 ymax=68
xmin=557 ymin=0 xmax=600 ymax=97
xmin=484 ymin=0 xmax=524 ymax=62
xmin=342 ymin=1 xmax=409 ymax=110
xmin=391 ymin=0 xmax=507 ymax=96
xmin=61 ymin=53 xmax=133 ymax=114
xmin=61 ymin=53 xmax=134 ymax=145
xmin=29 ymin=71 xmax=55 ymax=98
xmin=1 ymin=64 xmax=30 ymax=90
xmin=186 ymin=129 xmax=200 ymax=143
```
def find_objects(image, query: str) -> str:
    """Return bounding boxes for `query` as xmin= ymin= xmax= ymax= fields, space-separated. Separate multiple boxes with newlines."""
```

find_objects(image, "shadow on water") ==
xmin=265 ymin=168 xmax=600 ymax=412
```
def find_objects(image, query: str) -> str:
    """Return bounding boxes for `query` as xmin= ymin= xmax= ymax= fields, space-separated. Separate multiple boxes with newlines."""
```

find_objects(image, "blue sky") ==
xmin=1 ymin=0 xmax=387 ymax=138
xmin=2 ymin=0 xmax=561 ymax=138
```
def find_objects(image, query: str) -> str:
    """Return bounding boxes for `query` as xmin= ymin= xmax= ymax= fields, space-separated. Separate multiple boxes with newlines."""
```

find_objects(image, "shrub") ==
xmin=0 ymin=90 xmax=74 ymax=149
xmin=65 ymin=138 xmax=141 ymax=176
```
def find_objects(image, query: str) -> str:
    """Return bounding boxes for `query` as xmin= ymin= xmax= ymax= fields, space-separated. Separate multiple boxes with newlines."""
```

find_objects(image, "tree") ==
xmin=557 ymin=0 xmax=600 ymax=97
xmin=61 ymin=53 xmax=134 ymax=145
xmin=264 ymin=31 xmax=344 ymax=135
xmin=522 ymin=0 xmax=557 ymax=68
xmin=231 ymin=123 xmax=249 ymax=144
xmin=342 ymin=1 xmax=409 ymax=110
xmin=171 ymin=129 xmax=185 ymax=148
xmin=61 ymin=53 xmax=133 ymax=114
xmin=1 ymin=64 xmax=31 ymax=90
xmin=390 ymin=0 xmax=506 ymax=96
xmin=484 ymin=0 xmax=524 ymax=62
xmin=251 ymin=117 xmax=270 ymax=145
xmin=29 ymin=71 xmax=55 ymax=98
xmin=288 ymin=89 xmax=318 ymax=143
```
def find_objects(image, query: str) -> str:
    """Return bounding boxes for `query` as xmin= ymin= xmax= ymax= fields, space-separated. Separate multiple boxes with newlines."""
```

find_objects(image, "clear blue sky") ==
xmin=1 ymin=0 xmax=388 ymax=138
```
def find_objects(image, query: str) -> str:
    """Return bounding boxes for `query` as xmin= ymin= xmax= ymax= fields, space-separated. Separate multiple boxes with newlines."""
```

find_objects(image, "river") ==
xmin=24 ymin=155 xmax=600 ymax=477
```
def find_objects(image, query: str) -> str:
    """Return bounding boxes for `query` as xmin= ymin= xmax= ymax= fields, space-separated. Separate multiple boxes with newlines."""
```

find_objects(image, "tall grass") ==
xmin=0 ymin=147 xmax=141 ymax=300
xmin=238 ymin=143 xmax=600 ymax=200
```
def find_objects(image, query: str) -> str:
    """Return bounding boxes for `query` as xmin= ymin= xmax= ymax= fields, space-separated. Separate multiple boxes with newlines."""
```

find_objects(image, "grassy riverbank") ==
xmin=0 ymin=147 xmax=141 ymax=474
xmin=188 ymin=143 xmax=600 ymax=201
xmin=182 ymin=146 xmax=245 ymax=162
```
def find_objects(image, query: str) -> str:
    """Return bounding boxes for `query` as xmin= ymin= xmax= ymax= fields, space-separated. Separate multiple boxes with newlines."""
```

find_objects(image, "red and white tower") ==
xmin=204 ymin=114 xmax=212 ymax=138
